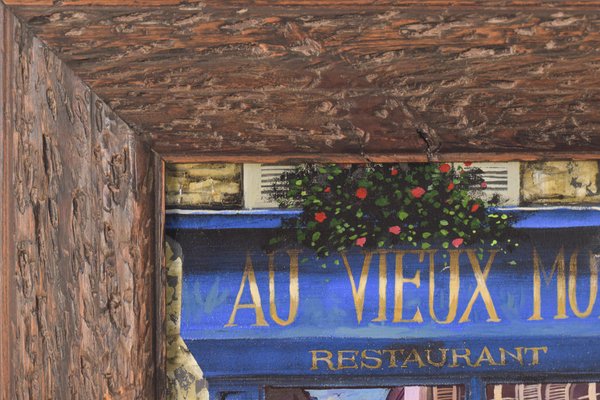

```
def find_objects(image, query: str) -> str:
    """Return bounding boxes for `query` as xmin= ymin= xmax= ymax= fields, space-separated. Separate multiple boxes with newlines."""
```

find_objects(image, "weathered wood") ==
xmin=0 ymin=5 xmax=15 ymax=400
xmin=4 ymin=0 xmax=184 ymax=5
xmin=154 ymin=152 xmax=167 ymax=400
xmin=162 ymin=152 xmax=600 ymax=164
xmin=3 ymin=1 xmax=600 ymax=159
xmin=1 ymin=3 xmax=159 ymax=398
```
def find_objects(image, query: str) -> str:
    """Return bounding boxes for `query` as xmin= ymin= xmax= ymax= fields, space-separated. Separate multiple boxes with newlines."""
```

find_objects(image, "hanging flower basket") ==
xmin=269 ymin=163 xmax=517 ymax=258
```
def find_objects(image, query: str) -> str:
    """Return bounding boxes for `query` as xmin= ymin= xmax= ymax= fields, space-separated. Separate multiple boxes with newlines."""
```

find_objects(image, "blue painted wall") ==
xmin=169 ymin=226 xmax=600 ymax=384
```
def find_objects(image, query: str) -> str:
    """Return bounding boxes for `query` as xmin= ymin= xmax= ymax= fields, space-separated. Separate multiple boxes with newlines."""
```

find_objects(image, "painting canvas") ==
xmin=164 ymin=162 xmax=600 ymax=400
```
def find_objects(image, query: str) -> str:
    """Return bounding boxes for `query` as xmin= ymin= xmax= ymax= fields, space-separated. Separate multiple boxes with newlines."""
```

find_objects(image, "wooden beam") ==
xmin=1 ymin=4 xmax=160 ymax=397
xmin=153 ymin=152 xmax=167 ymax=400
xmin=0 ymin=4 xmax=15 ymax=399
xmin=7 ymin=0 xmax=600 ymax=159
xmin=3 ymin=0 xmax=184 ymax=5
xmin=161 ymin=151 xmax=600 ymax=164
xmin=6 ymin=1 xmax=600 ymax=6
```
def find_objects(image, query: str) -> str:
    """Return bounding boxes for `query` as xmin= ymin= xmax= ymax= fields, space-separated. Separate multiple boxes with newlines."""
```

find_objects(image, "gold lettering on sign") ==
xmin=309 ymin=346 xmax=549 ymax=370
xmin=268 ymin=250 xmax=300 ymax=326
xmin=337 ymin=350 xmax=359 ymax=370
xmin=382 ymin=349 xmax=404 ymax=368
xmin=310 ymin=350 xmax=335 ymax=371
xmin=425 ymin=348 xmax=448 ymax=367
xmin=402 ymin=349 xmax=425 ymax=368
xmin=473 ymin=346 xmax=499 ymax=367
xmin=529 ymin=247 xmax=567 ymax=320
xmin=360 ymin=350 xmax=383 ymax=369
xmin=429 ymin=250 xmax=461 ymax=324
xmin=393 ymin=251 xmax=423 ymax=323
xmin=225 ymin=253 xmax=268 ymax=327
xmin=568 ymin=250 xmax=598 ymax=318
xmin=459 ymin=250 xmax=500 ymax=323
xmin=524 ymin=347 xmax=548 ymax=365
xmin=342 ymin=251 xmax=374 ymax=324
xmin=499 ymin=347 xmax=524 ymax=366
xmin=373 ymin=251 xmax=390 ymax=322
xmin=450 ymin=348 xmax=474 ymax=367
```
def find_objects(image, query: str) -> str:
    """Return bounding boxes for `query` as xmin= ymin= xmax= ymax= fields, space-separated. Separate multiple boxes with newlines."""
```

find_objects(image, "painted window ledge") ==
xmin=165 ymin=206 xmax=600 ymax=230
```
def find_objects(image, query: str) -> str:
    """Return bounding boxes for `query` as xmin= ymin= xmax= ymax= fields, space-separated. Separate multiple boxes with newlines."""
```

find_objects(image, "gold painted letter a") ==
xmin=225 ymin=252 xmax=269 ymax=327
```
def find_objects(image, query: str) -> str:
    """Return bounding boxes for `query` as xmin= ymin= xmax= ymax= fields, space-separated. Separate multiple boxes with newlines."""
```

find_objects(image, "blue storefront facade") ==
xmin=167 ymin=208 xmax=600 ymax=400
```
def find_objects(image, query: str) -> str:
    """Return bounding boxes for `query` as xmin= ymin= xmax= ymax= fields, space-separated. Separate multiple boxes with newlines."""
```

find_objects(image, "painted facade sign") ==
xmin=166 ymin=162 xmax=600 ymax=400
xmin=175 ymin=229 xmax=600 ymax=380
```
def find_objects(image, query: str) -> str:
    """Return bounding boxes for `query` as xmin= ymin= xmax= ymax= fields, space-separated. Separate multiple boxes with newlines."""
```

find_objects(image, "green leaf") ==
xmin=397 ymin=211 xmax=409 ymax=221
xmin=440 ymin=220 xmax=449 ymax=226
xmin=312 ymin=232 xmax=321 ymax=242
xmin=375 ymin=197 xmax=390 ymax=207
xmin=422 ymin=232 xmax=432 ymax=239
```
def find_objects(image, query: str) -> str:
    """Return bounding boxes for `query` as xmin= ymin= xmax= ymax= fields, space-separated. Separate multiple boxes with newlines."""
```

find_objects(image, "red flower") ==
xmin=356 ymin=187 xmax=368 ymax=200
xmin=390 ymin=168 xmax=398 ymax=176
xmin=324 ymin=186 xmax=331 ymax=193
xmin=447 ymin=182 xmax=455 ymax=191
xmin=452 ymin=238 xmax=464 ymax=248
xmin=439 ymin=163 xmax=451 ymax=173
xmin=411 ymin=187 xmax=426 ymax=199
xmin=471 ymin=203 xmax=480 ymax=213
xmin=481 ymin=181 xmax=488 ymax=189
xmin=314 ymin=212 xmax=327 ymax=223
xmin=388 ymin=226 xmax=401 ymax=235
xmin=464 ymin=162 xmax=472 ymax=166
xmin=355 ymin=237 xmax=367 ymax=247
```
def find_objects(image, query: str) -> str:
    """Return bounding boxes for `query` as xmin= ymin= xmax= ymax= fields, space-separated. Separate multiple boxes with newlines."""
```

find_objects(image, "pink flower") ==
xmin=447 ymin=182 xmax=455 ymax=191
xmin=452 ymin=238 xmax=464 ymax=248
xmin=355 ymin=237 xmax=367 ymax=247
xmin=471 ymin=203 xmax=480 ymax=213
xmin=324 ymin=186 xmax=331 ymax=193
xmin=481 ymin=181 xmax=488 ymax=189
xmin=356 ymin=187 xmax=368 ymax=200
xmin=411 ymin=187 xmax=426 ymax=199
xmin=388 ymin=226 xmax=401 ymax=235
xmin=439 ymin=163 xmax=451 ymax=173
xmin=314 ymin=212 xmax=327 ymax=223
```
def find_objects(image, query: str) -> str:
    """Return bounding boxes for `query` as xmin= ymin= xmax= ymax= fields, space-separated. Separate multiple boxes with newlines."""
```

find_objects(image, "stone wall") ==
xmin=166 ymin=163 xmax=242 ymax=208
xmin=521 ymin=161 xmax=600 ymax=204
xmin=165 ymin=239 xmax=207 ymax=400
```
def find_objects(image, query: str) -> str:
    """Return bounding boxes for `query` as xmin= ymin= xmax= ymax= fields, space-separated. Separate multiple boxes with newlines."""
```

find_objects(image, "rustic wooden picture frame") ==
xmin=2 ymin=1 xmax=600 ymax=398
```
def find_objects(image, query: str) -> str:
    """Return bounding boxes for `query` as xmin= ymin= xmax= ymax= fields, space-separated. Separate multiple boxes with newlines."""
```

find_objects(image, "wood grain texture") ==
xmin=3 ymin=0 xmax=184 ymax=5
xmin=1 ymin=3 xmax=159 ymax=398
xmin=4 ymin=0 xmax=600 ymax=159
xmin=154 ymin=152 xmax=167 ymax=400
xmin=1 ymin=4 xmax=15 ymax=399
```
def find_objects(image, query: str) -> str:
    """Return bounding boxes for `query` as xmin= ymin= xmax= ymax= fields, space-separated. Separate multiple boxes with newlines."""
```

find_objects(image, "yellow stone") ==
xmin=521 ymin=161 xmax=600 ymax=204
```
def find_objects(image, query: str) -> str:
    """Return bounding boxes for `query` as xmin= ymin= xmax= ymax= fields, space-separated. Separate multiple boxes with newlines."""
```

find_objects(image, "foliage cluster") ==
xmin=270 ymin=163 xmax=517 ymax=257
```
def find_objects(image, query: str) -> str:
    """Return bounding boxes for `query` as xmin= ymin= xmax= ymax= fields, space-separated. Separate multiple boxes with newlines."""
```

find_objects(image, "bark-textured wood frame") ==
xmin=2 ymin=1 xmax=600 ymax=399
